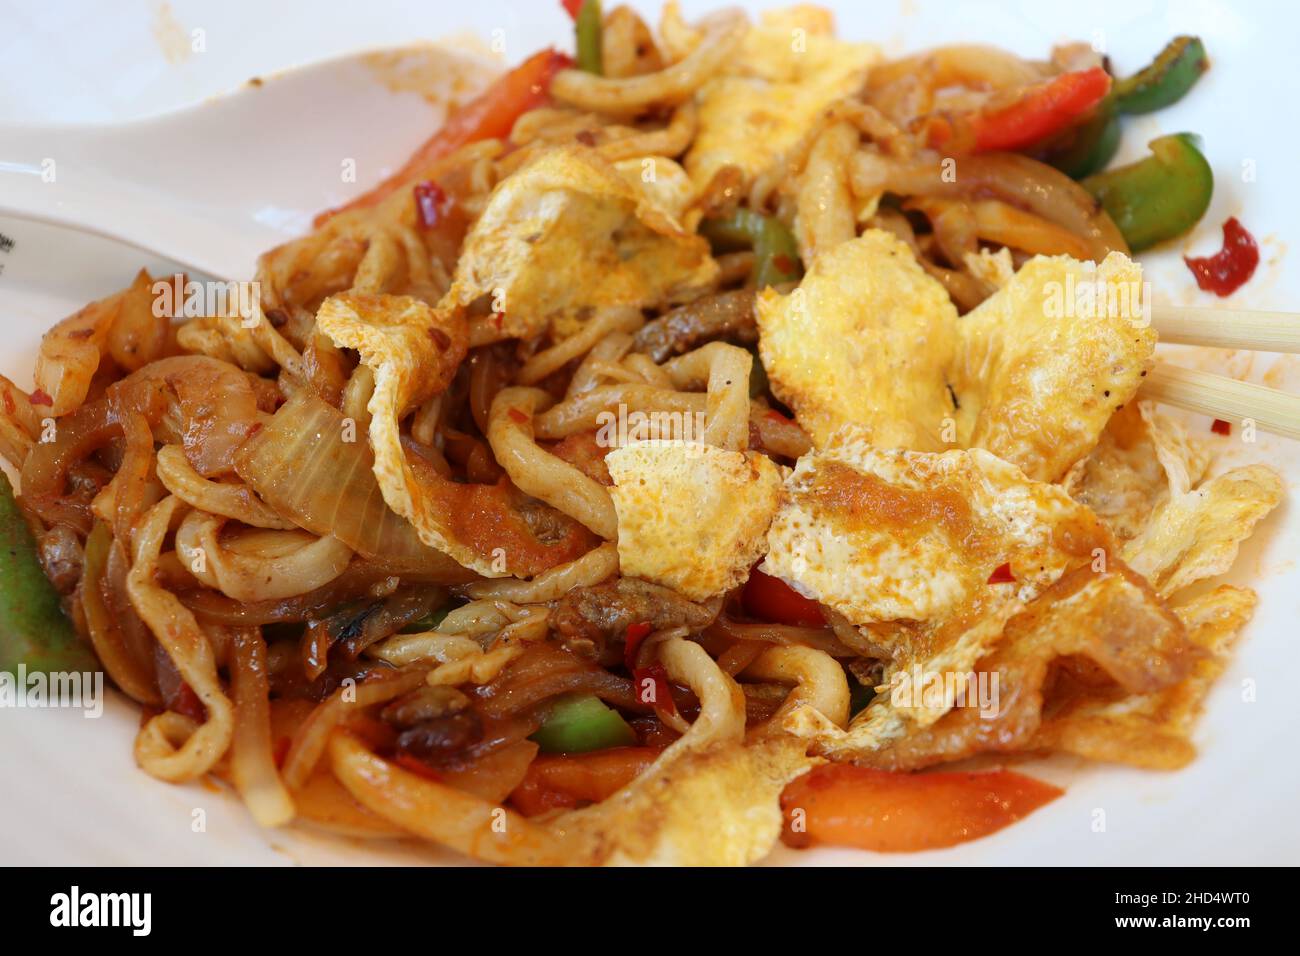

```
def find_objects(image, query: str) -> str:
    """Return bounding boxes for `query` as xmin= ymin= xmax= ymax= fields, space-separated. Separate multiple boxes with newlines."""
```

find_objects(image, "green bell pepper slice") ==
xmin=1082 ymin=132 xmax=1213 ymax=252
xmin=530 ymin=693 xmax=636 ymax=753
xmin=575 ymin=0 xmax=603 ymax=75
xmin=1 ymin=473 xmax=97 ymax=675
xmin=701 ymin=209 xmax=802 ymax=290
xmin=1113 ymin=36 xmax=1208 ymax=115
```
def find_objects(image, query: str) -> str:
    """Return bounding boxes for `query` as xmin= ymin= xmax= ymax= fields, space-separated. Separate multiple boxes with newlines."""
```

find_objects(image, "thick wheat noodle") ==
xmin=621 ymin=352 xmax=674 ymax=388
xmin=742 ymin=645 xmax=850 ymax=731
xmin=127 ymin=495 xmax=234 ymax=782
xmin=248 ymin=301 xmax=307 ymax=379
xmin=349 ymin=230 xmax=396 ymax=293
xmin=598 ymin=100 xmax=698 ymax=161
xmin=173 ymin=509 xmax=353 ymax=602
xmin=229 ymin=626 xmax=296 ymax=827
xmin=567 ymin=332 xmax=636 ymax=396
xmin=155 ymin=445 xmax=294 ymax=530
xmin=517 ymin=306 xmax=644 ymax=385
xmin=367 ymin=632 xmax=484 ymax=667
xmin=463 ymin=541 xmax=618 ymax=602
xmin=341 ymin=363 xmax=375 ymax=428
xmin=533 ymin=383 xmax=707 ymax=439
xmin=663 ymin=342 xmax=751 ymax=450
xmin=584 ymin=359 xmax=648 ymax=384
xmin=328 ymin=637 xmax=745 ymax=864
xmin=796 ymin=121 xmax=859 ymax=262
xmin=487 ymin=387 xmax=618 ymax=539
xmin=550 ymin=9 xmax=746 ymax=116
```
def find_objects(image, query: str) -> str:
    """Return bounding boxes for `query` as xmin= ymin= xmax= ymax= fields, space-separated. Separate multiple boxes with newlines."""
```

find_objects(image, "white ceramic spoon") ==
xmin=0 ymin=45 xmax=497 ymax=280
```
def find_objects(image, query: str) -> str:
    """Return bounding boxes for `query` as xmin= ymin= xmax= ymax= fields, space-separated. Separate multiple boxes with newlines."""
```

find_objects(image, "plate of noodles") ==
xmin=2 ymin=0 xmax=1298 ymax=866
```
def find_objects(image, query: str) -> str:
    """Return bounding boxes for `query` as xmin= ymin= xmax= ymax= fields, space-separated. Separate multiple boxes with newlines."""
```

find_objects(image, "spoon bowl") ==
xmin=0 ymin=44 xmax=497 ymax=280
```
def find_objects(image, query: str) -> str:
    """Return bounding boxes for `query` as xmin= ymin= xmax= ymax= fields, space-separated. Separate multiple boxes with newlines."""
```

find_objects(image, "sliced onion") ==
xmin=851 ymin=150 xmax=1128 ymax=260
xmin=229 ymin=627 xmax=296 ymax=827
xmin=110 ymin=355 xmax=266 ymax=477
xmin=80 ymin=522 xmax=161 ymax=705
xmin=234 ymin=391 xmax=459 ymax=574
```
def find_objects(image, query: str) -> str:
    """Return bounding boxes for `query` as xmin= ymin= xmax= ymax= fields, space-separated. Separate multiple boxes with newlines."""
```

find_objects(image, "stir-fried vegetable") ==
xmin=530 ymin=692 xmax=636 ymax=753
xmin=780 ymin=764 xmax=1063 ymax=852
xmin=701 ymin=209 xmax=802 ymax=289
xmin=742 ymin=568 xmax=825 ymax=628
xmin=1082 ymin=132 xmax=1213 ymax=251
xmin=316 ymin=47 xmax=574 ymax=224
xmin=1046 ymin=106 xmax=1121 ymax=180
xmin=929 ymin=67 xmax=1111 ymax=154
xmin=574 ymin=0 xmax=603 ymax=75
xmin=0 ymin=473 xmax=97 ymax=675
xmin=1113 ymin=36 xmax=1208 ymax=115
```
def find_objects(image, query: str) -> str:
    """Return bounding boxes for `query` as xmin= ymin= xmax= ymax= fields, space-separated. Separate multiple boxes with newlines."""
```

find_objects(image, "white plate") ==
xmin=2 ymin=0 xmax=1298 ymax=866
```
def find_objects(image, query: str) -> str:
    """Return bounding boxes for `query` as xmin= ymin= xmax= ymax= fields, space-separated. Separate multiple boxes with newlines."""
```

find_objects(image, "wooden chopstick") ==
xmin=1151 ymin=304 xmax=1300 ymax=354
xmin=1141 ymin=363 xmax=1300 ymax=440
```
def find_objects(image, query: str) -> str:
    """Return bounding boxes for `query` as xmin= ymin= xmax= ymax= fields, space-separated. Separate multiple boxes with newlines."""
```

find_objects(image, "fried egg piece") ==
xmin=813 ymin=562 xmax=1196 ymax=769
xmin=682 ymin=8 xmax=878 ymax=191
xmin=757 ymin=230 xmax=959 ymax=450
xmin=316 ymin=292 xmax=509 ymax=575
xmin=1122 ymin=464 xmax=1282 ymax=597
xmin=1031 ymin=585 xmax=1256 ymax=769
xmin=605 ymin=440 xmax=783 ymax=600
xmin=664 ymin=4 xmax=872 ymax=184
xmin=762 ymin=426 xmax=1109 ymax=625
xmin=441 ymin=146 xmax=716 ymax=341
xmin=1064 ymin=401 xmax=1210 ymax=541
xmin=950 ymin=251 xmax=1157 ymax=482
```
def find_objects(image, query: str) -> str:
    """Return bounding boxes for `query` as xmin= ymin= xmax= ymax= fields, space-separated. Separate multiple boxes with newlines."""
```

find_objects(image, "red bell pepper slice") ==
xmin=781 ymin=764 xmax=1063 ymax=852
xmin=315 ymin=47 xmax=573 ymax=226
xmin=929 ymin=66 xmax=1112 ymax=155
xmin=742 ymin=567 xmax=825 ymax=628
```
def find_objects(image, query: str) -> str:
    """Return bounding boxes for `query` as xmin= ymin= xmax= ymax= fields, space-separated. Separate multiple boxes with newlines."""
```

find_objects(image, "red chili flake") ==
xmin=247 ymin=422 xmax=263 ymax=437
xmin=492 ymin=312 xmax=505 ymax=329
xmin=560 ymin=0 xmax=583 ymax=19
xmin=413 ymin=180 xmax=453 ymax=230
xmin=987 ymin=562 xmax=1015 ymax=584
xmin=766 ymin=408 xmax=793 ymax=424
xmin=507 ymin=407 xmax=530 ymax=425
xmin=632 ymin=662 xmax=680 ymax=722
xmin=1211 ymin=418 xmax=1232 ymax=436
xmin=29 ymin=388 xmax=53 ymax=406
xmin=772 ymin=253 xmax=797 ymax=276
xmin=623 ymin=621 xmax=653 ymax=671
xmin=1184 ymin=217 xmax=1260 ymax=297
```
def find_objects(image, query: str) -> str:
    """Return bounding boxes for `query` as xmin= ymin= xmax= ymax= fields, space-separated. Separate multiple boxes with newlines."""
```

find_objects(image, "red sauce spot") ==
xmin=29 ymin=388 xmax=53 ymax=406
xmin=1211 ymin=418 xmax=1232 ymax=436
xmin=413 ymin=180 xmax=453 ymax=230
xmin=507 ymin=407 xmax=530 ymax=425
xmin=623 ymin=621 xmax=653 ymax=671
xmin=1184 ymin=217 xmax=1260 ymax=297
xmin=987 ymin=562 xmax=1015 ymax=584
